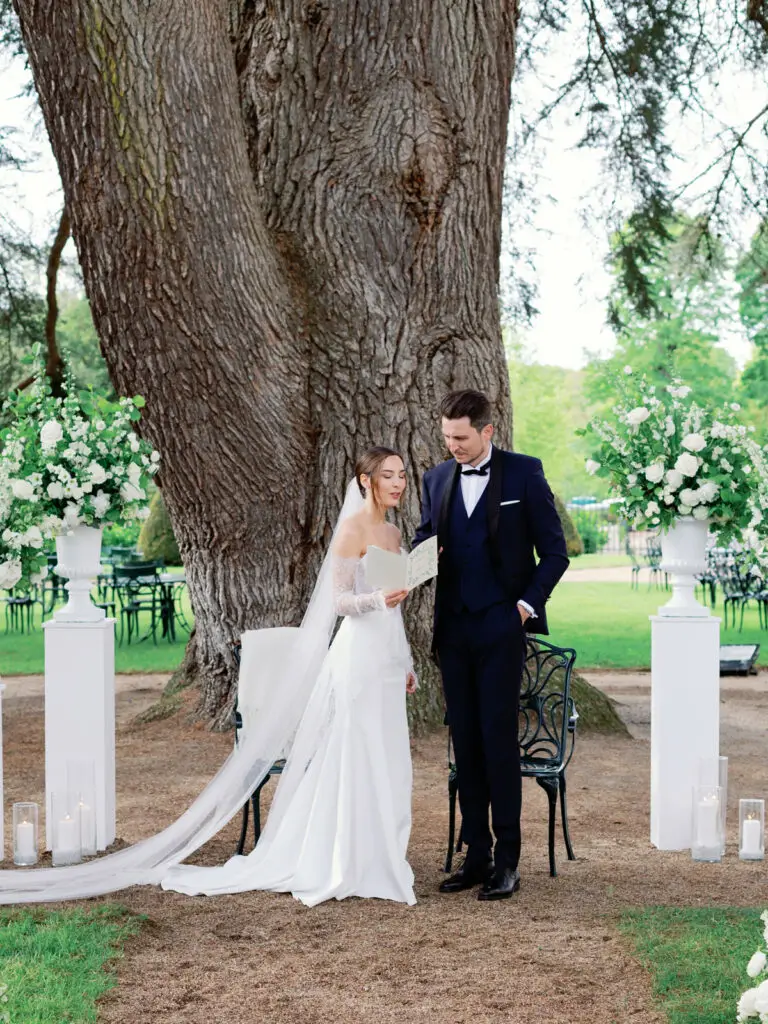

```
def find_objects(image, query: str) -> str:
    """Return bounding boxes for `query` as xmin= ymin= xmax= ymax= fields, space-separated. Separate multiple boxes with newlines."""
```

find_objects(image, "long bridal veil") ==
xmin=0 ymin=481 xmax=365 ymax=903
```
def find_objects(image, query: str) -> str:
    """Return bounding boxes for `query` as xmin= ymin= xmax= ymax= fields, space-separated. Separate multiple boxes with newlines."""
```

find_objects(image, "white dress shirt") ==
xmin=459 ymin=445 xmax=536 ymax=620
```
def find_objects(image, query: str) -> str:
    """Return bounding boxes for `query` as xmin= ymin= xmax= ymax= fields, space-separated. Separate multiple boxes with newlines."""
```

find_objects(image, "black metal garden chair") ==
xmin=231 ymin=641 xmax=286 ymax=854
xmin=113 ymin=561 xmax=163 ymax=644
xmin=625 ymin=535 xmax=642 ymax=589
xmin=445 ymin=635 xmax=578 ymax=879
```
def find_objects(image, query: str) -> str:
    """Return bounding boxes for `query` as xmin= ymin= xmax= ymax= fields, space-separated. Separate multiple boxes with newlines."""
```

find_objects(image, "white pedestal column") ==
xmin=43 ymin=619 xmax=116 ymax=851
xmin=0 ymin=681 xmax=5 ymax=861
xmin=650 ymin=614 xmax=721 ymax=850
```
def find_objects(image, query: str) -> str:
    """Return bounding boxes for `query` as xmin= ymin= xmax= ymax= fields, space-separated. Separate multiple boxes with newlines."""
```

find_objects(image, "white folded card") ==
xmin=365 ymin=535 xmax=438 ymax=591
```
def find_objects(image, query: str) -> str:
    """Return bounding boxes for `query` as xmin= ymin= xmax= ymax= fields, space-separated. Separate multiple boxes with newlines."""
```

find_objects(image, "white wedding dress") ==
xmin=0 ymin=482 xmax=415 ymax=906
xmin=162 ymin=552 xmax=416 ymax=905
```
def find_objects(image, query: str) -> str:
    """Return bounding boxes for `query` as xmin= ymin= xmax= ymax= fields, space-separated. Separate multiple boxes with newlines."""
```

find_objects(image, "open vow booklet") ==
xmin=365 ymin=535 xmax=439 ymax=591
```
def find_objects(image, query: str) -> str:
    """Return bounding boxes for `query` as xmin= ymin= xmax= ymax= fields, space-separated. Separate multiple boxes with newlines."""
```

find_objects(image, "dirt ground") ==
xmin=3 ymin=669 xmax=768 ymax=1024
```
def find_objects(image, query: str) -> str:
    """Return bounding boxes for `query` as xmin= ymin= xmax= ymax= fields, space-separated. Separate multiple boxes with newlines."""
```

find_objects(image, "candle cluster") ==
xmin=690 ymin=756 xmax=765 ymax=863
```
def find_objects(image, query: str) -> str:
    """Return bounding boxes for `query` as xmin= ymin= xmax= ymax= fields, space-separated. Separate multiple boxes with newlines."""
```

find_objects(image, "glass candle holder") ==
xmin=739 ymin=799 xmax=765 ymax=861
xmin=691 ymin=785 xmax=723 ymax=862
xmin=66 ymin=759 xmax=97 ymax=857
xmin=51 ymin=791 xmax=82 ymax=867
xmin=698 ymin=756 xmax=727 ymax=854
xmin=12 ymin=802 xmax=38 ymax=866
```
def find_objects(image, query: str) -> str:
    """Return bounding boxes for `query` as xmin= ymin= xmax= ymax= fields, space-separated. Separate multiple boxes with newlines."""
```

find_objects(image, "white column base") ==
xmin=650 ymin=614 xmax=721 ymax=850
xmin=44 ymin=619 xmax=116 ymax=851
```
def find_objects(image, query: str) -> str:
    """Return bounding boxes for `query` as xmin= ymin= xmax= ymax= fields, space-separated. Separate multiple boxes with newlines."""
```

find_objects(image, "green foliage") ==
xmin=586 ymin=213 xmax=737 ymax=412
xmin=554 ymin=494 xmax=584 ymax=557
xmin=619 ymin=907 xmax=763 ymax=1024
xmin=736 ymin=225 xmax=768 ymax=444
xmin=57 ymin=294 xmax=113 ymax=395
xmin=0 ymin=904 xmax=142 ymax=1023
xmin=570 ymin=509 xmax=607 ymax=554
xmin=103 ymin=519 xmax=141 ymax=549
xmin=508 ymin=334 xmax=606 ymax=501
xmin=139 ymin=489 xmax=181 ymax=564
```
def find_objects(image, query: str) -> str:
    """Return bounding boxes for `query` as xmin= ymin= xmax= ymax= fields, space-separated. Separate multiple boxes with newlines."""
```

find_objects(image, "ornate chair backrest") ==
xmin=518 ymin=637 xmax=578 ymax=769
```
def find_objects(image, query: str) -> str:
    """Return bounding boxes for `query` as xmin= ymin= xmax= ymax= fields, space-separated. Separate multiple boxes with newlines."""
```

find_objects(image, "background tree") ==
xmin=736 ymin=225 xmax=768 ymax=442
xmin=585 ymin=214 xmax=738 ymax=410
xmin=9 ymin=1 xmax=768 ymax=727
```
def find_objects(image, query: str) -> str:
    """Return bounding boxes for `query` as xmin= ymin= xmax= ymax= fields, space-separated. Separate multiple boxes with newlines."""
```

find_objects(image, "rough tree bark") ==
xmin=14 ymin=0 xmax=518 ymax=729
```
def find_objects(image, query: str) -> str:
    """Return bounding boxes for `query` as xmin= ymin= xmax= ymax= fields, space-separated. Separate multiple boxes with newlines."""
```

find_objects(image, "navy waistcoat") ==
xmin=440 ymin=483 xmax=509 ymax=613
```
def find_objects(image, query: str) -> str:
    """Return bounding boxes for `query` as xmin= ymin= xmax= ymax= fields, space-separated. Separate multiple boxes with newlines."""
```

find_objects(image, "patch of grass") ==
xmin=548 ymin=581 xmax=767 ymax=670
xmin=0 ymin=904 xmax=142 ymax=1023
xmin=620 ymin=906 xmax=762 ymax=1024
xmin=568 ymin=552 xmax=633 ymax=569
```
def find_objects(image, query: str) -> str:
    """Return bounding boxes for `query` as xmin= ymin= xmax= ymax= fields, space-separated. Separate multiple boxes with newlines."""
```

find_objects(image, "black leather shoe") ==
xmin=477 ymin=867 xmax=521 ymax=901
xmin=439 ymin=859 xmax=493 ymax=893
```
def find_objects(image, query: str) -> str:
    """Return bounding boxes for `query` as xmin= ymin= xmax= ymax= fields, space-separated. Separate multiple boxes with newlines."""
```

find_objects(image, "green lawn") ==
xmin=0 ymin=905 xmax=142 ymax=1023
xmin=620 ymin=907 xmax=762 ymax=1024
xmin=569 ymin=552 xmax=633 ymax=569
xmin=0 ymin=584 xmax=193 ymax=675
xmin=0 ymin=575 xmax=763 ymax=676
xmin=547 ymin=581 xmax=766 ymax=670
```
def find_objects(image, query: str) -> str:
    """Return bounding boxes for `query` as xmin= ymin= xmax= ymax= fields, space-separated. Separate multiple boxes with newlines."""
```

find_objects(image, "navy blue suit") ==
xmin=413 ymin=447 xmax=569 ymax=869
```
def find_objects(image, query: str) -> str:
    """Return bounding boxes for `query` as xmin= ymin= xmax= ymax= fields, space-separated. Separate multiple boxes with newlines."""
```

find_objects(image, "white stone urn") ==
xmin=659 ymin=516 xmax=710 ymax=617
xmin=53 ymin=525 xmax=105 ymax=622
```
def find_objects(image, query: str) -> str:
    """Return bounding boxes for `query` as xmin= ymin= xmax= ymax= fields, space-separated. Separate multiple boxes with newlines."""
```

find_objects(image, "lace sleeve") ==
xmin=333 ymin=556 xmax=387 ymax=616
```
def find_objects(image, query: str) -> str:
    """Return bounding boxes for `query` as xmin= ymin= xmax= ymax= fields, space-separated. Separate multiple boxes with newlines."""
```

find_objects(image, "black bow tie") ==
xmin=462 ymin=464 xmax=490 ymax=477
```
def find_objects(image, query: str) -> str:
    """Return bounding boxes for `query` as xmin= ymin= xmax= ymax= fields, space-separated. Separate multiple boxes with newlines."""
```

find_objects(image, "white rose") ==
xmin=29 ymin=566 xmax=49 ymax=585
xmin=129 ymin=435 xmax=141 ymax=453
xmin=10 ymin=479 xmax=35 ymax=500
xmin=645 ymin=501 xmax=660 ymax=517
xmin=754 ymin=978 xmax=768 ymax=1014
xmin=739 ymin=986 xmax=760 ymax=1020
xmin=664 ymin=417 xmax=676 ymax=436
xmin=40 ymin=420 xmax=64 ymax=450
xmin=150 ymin=450 xmax=161 ymax=463
xmin=675 ymin=452 xmax=699 ymax=477
xmin=585 ymin=460 xmax=601 ymax=475
xmin=119 ymin=481 xmax=145 ymax=503
xmin=644 ymin=462 xmax=665 ymax=484
xmin=667 ymin=385 xmax=691 ymax=399
xmin=623 ymin=365 xmax=633 ymax=374
xmin=21 ymin=525 xmax=43 ymax=549
xmin=682 ymin=433 xmax=706 ymax=452
xmin=692 ymin=506 xmax=709 ymax=521
xmin=731 ymin=402 xmax=742 ymax=412
xmin=678 ymin=504 xmax=692 ymax=516
xmin=679 ymin=488 xmax=701 ymax=507
xmin=665 ymin=468 xmax=684 ymax=490
xmin=627 ymin=473 xmax=637 ymax=486
xmin=697 ymin=480 xmax=719 ymax=503
xmin=626 ymin=407 xmax=650 ymax=427
xmin=127 ymin=462 xmax=142 ymax=483
xmin=721 ymin=459 xmax=733 ymax=472
xmin=0 ymin=559 xmax=22 ymax=590
xmin=92 ymin=492 xmax=111 ymax=518
xmin=47 ymin=482 xmax=65 ymax=500
xmin=63 ymin=502 xmax=83 ymax=529
xmin=662 ymin=491 xmax=675 ymax=505
xmin=88 ymin=462 xmax=108 ymax=485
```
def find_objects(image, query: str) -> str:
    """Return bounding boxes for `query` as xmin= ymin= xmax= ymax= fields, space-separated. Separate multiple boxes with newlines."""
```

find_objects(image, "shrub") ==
xmin=139 ymin=490 xmax=180 ymax=564
xmin=554 ymin=494 xmax=583 ymax=557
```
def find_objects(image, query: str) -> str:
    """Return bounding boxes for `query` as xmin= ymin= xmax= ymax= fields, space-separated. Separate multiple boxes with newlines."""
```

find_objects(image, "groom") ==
xmin=414 ymin=389 xmax=569 ymax=900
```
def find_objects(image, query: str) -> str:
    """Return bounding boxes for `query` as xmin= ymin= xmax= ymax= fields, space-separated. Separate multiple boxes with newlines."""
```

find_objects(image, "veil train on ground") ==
xmin=0 ymin=481 xmax=364 ymax=904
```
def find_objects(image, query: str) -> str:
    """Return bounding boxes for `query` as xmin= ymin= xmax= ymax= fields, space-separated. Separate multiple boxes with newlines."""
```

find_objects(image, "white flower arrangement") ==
xmin=579 ymin=372 xmax=768 ymax=544
xmin=0 ymin=368 xmax=160 ymax=589
xmin=737 ymin=912 xmax=768 ymax=1021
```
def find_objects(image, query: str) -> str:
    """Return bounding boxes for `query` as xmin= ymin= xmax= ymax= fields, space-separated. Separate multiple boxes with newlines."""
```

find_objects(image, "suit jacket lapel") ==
xmin=486 ymin=447 xmax=503 ymax=562
xmin=437 ymin=461 xmax=460 ymax=545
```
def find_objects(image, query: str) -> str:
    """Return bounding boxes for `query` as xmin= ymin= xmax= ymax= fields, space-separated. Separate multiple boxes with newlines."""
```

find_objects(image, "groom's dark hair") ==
xmin=440 ymin=389 xmax=492 ymax=431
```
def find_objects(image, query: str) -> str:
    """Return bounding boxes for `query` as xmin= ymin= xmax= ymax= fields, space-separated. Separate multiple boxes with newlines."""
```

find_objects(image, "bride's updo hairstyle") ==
xmin=355 ymin=446 xmax=402 ymax=509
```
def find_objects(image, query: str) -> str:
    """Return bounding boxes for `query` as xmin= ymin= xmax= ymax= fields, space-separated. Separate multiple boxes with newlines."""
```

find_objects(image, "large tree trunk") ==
xmin=14 ymin=0 xmax=518 ymax=728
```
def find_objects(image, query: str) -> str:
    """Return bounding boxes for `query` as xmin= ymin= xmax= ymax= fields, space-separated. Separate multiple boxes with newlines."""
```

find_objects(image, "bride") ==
xmin=0 ymin=447 xmax=417 ymax=905
xmin=162 ymin=446 xmax=418 ymax=906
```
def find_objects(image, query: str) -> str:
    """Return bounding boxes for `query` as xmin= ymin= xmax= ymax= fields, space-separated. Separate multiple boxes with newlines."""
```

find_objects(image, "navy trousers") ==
xmin=437 ymin=600 xmax=525 ymax=871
